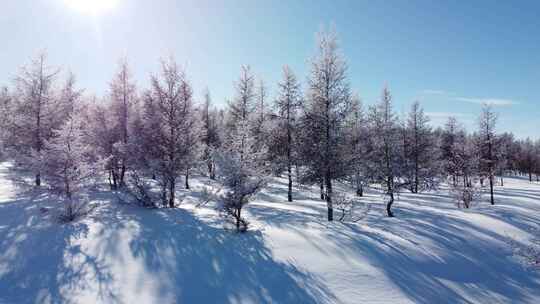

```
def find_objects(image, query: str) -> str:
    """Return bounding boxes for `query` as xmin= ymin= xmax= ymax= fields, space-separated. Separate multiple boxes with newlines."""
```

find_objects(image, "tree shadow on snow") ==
xmin=121 ymin=205 xmax=337 ymax=304
xmin=337 ymin=206 xmax=540 ymax=304
xmin=1 ymin=186 xmax=337 ymax=304
xmin=0 ymin=189 xmax=118 ymax=304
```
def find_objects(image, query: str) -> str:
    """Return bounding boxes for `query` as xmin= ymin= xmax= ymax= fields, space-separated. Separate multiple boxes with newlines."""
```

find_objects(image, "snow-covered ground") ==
xmin=1 ymin=161 xmax=539 ymax=304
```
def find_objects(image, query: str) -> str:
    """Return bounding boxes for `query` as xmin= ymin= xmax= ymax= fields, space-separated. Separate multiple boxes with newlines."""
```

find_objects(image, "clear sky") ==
xmin=1 ymin=0 xmax=539 ymax=138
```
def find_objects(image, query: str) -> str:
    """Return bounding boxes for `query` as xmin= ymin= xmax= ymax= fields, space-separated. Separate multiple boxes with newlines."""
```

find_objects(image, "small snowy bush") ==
xmin=215 ymin=149 xmax=266 ymax=232
xmin=125 ymin=170 xmax=160 ymax=208
xmin=449 ymin=180 xmax=482 ymax=209
xmin=508 ymin=229 xmax=540 ymax=270
xmin=214 ymin=119 xmax=267 ymax=232
xmin=333 ymin=193 xmax=371 ymax=222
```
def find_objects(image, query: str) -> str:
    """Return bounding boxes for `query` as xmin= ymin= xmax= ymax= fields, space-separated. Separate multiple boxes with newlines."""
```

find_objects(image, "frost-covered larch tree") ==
xmin=478 ymin=104 xmax=498 ymax=205
xmin=303 ymin=28 xmax=352 ymax=221
xmin=12 ymin=52 xmax=62 ymax=186
xmin=142 ymin=57 xmax=198 ymax=207
xmin=200 ymin=89 xmax=221 ymax=180
xmin=368 ymin=85 xmax=401 ymax=217
xmin=440 ymin=117 xmax=461 ymax=186
xmin=216 ymin=120 xmax=267 ymax=232
xmin=403 ymin=101 xmax=439 ymax=193
xmin=216 ymin=66 xmax=268 ymax=231
xmin=42 ymin=111 xmax=101 ymax=221
xmin=109 ymin=59 xmax=137 ymax=189
xmin=345 ymin=94 xmax=370 ymax=197
xmin=0 ymin=87 xmax=13 ymax=158
xmin=251 ymin=79 xmax=268 ymax=153
xmin=274 ymin=65 xmax=302 ymax=202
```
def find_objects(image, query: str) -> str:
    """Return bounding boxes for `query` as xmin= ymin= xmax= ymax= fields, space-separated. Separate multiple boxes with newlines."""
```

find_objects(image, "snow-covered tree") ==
xmin=450 ymin=178 xmax=482 ymax=209
xmin=85 ymin=100 xmax=120 ymax=190
xmin=452 ymin=132 xmax=478 ymax=189
xmin=251 ymin=79 xmax=268 ymax=153
xmin=272 ymin=65 xmax=302 ymax=201
xmin=11 ymin=52 xmax=63 ymax=186
xmin=108 ymin=59 xmax=138 ymax=188
xmin=42 ymin=113 xmax=102 ymax=221
xmin=0 ymin=87 xmax=13 ymax=158
xmin=440 ymin=117 xmax=461 ymax=185
xmin=344 ymin=94 xmax=370 ymax=196
xmin=200 ymin=89 xmax=221 ymax=179
xmin=215 ymin=121 xmax=267 ymax=232
xmin=367 ymin=85 xmax=401 ymax=217
xmin=226 ymin=65 xmax=256 ymax=132
xmin=477 ymin=104 xmax=498 ymax=205
xmin=138 ymin=57 xmax=199 ymax=207
xmin=402 ymin=101 xmax=439 ymax=193
xmin=302 ymin=28 xmax=352 ymax=221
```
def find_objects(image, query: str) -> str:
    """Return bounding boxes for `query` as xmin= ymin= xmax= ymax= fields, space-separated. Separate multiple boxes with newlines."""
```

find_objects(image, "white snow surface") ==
xmin=1 ymin=161 xmax=540 ymax=304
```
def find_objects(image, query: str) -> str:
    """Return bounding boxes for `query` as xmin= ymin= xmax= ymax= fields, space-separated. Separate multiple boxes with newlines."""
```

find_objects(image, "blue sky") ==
xmin=1 ymin=0 xmax=539 ymax=138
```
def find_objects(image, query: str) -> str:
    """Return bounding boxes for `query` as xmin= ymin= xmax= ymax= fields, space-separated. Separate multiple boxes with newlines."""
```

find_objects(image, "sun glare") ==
xmin=65 ymin=0 xmax=118 ymax=15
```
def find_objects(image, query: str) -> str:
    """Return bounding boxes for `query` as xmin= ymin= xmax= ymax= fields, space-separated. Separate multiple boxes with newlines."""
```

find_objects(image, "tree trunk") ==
xmin=287 ymin=164 xmax=293 ymax=202
xmin=386 ymin=192 xmax=394 ymax=217
xmin=168 ymin=178 xmax=175 ymax=208
xmin=119 ymin=164 xmax=126 ymax=187
xmin=320 ymin=181 xmax=325 ymax=200
xmin=210 ymin=162 xmax=215 ymax=180
xmin=356 ymin=182 xmax=363 ymax=197
xmin=325 ymin=176 xmax=333 ymax=221
xmin=185 ymin=169 xmax=190 ymax=189
xmin=207 ymin=156 xmax=213 ymax=179
xmin=236 ymin=207 xmax=242 ymax=232
xmin=35 ymin=173 xmax=41 ymax=187
xmin=161 ymin=181 xmax=168 ymax=207
xmin=489 ymin=175 xmax=494 ymax=205
xmin=500 ymin=177 xmax=504 ymax=187
xmin=111 ymin=170 xmax=118 ymax=190
xmin=414 ymin=155 xmax=419 ymax=193
xmin=108 ymin=170 xmax=113 ymax=190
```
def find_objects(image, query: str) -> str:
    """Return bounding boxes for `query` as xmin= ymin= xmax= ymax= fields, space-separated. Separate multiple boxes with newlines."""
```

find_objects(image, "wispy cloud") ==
xmin=454 ymin=97 xmax=518 ymax=106
xmin=420 ymin=89 xmax=518 ymax=107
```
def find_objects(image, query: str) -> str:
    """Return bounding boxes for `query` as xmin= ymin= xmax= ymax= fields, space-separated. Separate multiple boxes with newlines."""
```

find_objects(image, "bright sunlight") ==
xmin=65 ymin=0 xmax=118 ymax=15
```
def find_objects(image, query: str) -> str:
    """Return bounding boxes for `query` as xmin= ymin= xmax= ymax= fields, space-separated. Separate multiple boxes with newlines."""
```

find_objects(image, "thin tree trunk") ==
xmin=236 ymin=207 xmax=241 ymax=231
xmin=161 ymin=180 xmax=168 ymax=207
xmin=108 ymin=170 xmax=113 ymax=190
xmin=169 ymin=178 xmax=175 ymax=208
xmin=119 ymin=164 xmax=126 ymax=187
xmin=489 ymin=175 xmax=494 ymax=205
xmin=356 ymin=174 xmax=363 ymax=197
xmin=326 ymin=176 xmax=333 ymax=221
xmin=185 ymin=169 xmax=190 ymax=189
xmin=386 ymin=192 xmax=394 ymax=217
xmin=209 ymin=161 xmax=215 ymax=180
xmin=359 ymin=183 xmax=363 ymax=197
xmin=111 ymin=170 xmax=118 ymax=190
xmin=287 ymin=164 xmax=293 ymax=202
xmin=320 ymin=180 xmax=325 ymax=200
